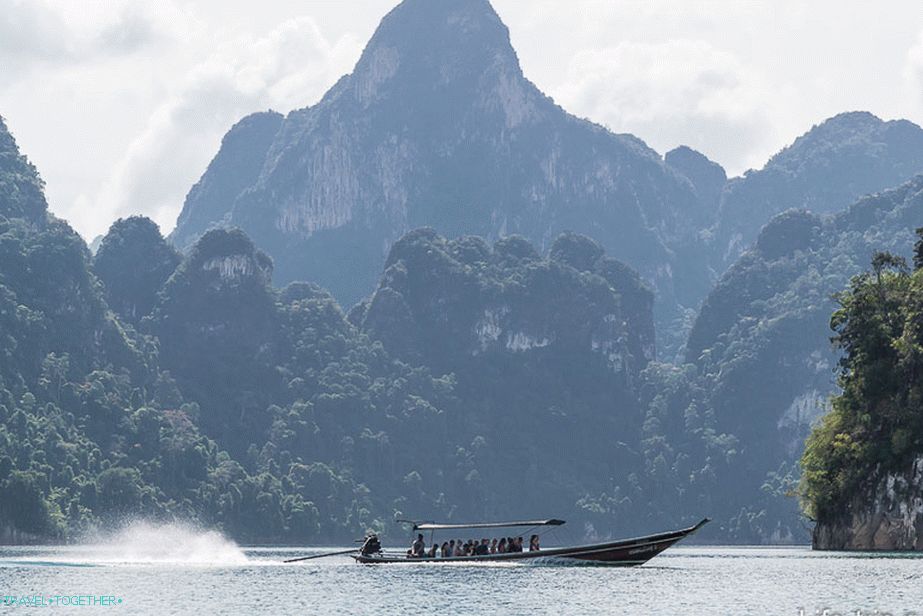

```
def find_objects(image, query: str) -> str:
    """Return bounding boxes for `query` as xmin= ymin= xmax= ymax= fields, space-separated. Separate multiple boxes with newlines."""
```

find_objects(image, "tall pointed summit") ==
xmin=172 ymin=0 xmax=708 ymax=314
xmin=353 ymin=0 xmax=519 ymax=100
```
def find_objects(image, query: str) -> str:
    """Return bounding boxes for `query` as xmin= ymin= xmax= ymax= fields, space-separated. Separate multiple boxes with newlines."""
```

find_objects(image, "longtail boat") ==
xmin=350 ymin=517 xmax=709 ymax=566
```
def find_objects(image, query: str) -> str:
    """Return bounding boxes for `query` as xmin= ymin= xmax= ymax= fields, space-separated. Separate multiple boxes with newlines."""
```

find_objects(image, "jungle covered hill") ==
xmin=1 ymin=115 xmax=735 ymax=543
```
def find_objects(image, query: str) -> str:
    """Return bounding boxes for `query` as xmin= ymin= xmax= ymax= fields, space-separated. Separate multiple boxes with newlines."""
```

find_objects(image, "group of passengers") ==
xmin=408 ymin=533 xmax=540 ymax=558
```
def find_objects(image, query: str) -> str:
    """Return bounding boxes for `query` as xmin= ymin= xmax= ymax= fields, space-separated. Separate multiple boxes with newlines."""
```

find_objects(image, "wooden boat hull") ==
xmin=353 ymin=518 xmax=709 ymax=566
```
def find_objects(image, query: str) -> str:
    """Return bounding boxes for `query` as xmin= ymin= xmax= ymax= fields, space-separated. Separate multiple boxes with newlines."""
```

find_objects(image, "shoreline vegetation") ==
xmin=800 ymin=231 xmax=923 ymax=550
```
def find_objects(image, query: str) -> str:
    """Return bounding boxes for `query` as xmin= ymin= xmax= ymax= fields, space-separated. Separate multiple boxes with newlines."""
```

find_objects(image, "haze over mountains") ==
xmin=711 ymin=112 xmax=923 ymax=270
xmin=171 ymin=0 xmax=710 ymax=325
xmin=172 ymin=0 xmax=923 ymax=363
xmin=4 ymin=0 xmax=923 ymax=545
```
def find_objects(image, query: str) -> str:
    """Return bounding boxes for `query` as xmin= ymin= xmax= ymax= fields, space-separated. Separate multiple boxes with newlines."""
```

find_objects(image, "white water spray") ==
xmin=76 ymin=521 xmax=248 ymax=566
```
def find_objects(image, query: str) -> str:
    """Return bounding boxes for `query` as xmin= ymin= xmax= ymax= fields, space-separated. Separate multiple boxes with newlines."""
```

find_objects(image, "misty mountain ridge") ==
xmin=711 ymin=111 xmax=923 ymax=269
xmin=172 ymin=0 xmax=923 ymax=366
xmin=680 ymin=176 xmax=923 ymax=529
xmin=171 ymin=0 xmax=711 ymax=330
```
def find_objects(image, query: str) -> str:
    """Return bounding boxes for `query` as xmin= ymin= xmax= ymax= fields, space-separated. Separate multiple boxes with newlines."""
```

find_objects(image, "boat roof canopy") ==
xmin=411 ymin=519 xmax=566 ymax=531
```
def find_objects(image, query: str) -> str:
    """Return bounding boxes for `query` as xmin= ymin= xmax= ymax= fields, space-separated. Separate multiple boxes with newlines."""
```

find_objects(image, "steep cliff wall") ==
xmin=813 ymin=457 xmax=923 ymax=550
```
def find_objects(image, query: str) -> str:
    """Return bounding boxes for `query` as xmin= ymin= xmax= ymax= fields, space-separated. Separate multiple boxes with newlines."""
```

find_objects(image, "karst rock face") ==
xmin=171 ymin=0 xmax=708 ymax=311
xmin=813 ymin=457 xmax=923 ymax=551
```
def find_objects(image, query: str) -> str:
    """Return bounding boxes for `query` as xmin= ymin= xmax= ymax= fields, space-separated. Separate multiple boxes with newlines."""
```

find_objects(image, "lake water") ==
xmin=1 ymin=525 xmax=921 ymax=615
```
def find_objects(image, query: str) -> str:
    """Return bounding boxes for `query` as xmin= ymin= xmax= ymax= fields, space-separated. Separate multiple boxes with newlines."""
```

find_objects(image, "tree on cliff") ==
xmin=800 ymin=245 xmax=922 ymax=522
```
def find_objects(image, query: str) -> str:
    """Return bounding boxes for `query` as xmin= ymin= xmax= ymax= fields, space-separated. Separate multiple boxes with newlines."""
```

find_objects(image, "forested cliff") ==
xmin=801 ymin=230 xmax=923 ymax=550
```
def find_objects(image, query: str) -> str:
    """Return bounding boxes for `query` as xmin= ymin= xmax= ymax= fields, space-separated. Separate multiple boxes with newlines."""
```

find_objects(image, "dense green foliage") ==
xmin=0 ymin=119 xmax=376 ymax=543
xmin=351 ymin=229 xmax=658 ymax=530
xmin=678 ymin=177 xmax=923 ymax=541
xmin=93 ymin=216 xmax=181 ymax=323
xmin=0 ymin=129 xmax=232 ymax=539
xmin=800 ymin=246 xmax=923 ymax=521
xmin=2 ymin=114 xmax=734 ymax=543
xmin=0 ymin=117 xmax=46 ymax=224
xmin=148 ymin=227 xmax=463 ymax=539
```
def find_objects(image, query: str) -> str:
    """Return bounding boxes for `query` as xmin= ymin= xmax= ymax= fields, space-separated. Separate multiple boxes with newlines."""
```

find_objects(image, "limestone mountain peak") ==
xmin=343 ymin=0 xmax=531 ymax=121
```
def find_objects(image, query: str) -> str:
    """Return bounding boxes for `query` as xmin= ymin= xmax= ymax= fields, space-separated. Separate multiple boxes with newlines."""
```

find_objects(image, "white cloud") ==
xmin=0 ymin=0 xmax=167 ymax=81
xmin=553 ymin=39 xmax=775 ymax=173
xmin=906 ymin=30 xmax=923 ymax=106
xmin=73 ymin=16 xmax=362 ymax=238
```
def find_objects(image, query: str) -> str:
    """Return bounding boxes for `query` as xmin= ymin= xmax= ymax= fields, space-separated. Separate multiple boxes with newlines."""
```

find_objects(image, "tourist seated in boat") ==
xmin=427 ymin=543 xmax=438 ymax=558
xmin=489 ymin=538 xmax=498 ymax=554
xmin=411 ymin=533 xmax=425 ymax=558
xmin=454 ymin=540 xmax=464 ymax=556
xmin=529 ymin=535 xmax=540 ymax=551
xmin=497 ymin=537 xmax=507 ymax=553
xmin=440 ymin=542 xmax=450 ymax=558
xmin=475 ymin=538 xmax=489 ymax=555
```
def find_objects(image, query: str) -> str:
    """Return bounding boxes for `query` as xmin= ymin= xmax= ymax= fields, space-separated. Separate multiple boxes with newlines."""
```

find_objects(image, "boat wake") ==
xmin=70 ymin=520 xmax=249 ymax=566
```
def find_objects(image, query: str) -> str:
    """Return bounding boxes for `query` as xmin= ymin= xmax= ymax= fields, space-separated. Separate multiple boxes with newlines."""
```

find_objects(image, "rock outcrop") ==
xmin=813 ymin=457 xmax=923 ymax=550
xmin=172 ymin=111 xmax=282 ymax=247
xmin=352 ymin=229 xmax=655 ymax=379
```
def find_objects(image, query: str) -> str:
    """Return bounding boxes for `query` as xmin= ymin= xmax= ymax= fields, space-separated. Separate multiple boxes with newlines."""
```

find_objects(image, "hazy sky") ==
xmin=2 ymin=0 xmax=922 ymax=240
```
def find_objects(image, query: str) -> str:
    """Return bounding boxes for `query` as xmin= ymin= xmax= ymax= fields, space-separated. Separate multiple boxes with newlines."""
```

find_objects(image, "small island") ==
xmin=800 ymin=229 xmax=923 ymax=550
